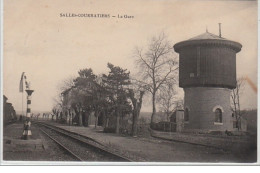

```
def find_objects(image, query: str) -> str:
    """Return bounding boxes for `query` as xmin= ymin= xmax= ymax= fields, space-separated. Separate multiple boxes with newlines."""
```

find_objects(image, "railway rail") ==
xmin=34 ymin=121 xmax=133 ymax=162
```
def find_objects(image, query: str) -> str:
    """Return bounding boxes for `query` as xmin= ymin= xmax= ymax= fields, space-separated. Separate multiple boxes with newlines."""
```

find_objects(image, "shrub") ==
xmin=103 ymin=127 xmax=116 ymax=133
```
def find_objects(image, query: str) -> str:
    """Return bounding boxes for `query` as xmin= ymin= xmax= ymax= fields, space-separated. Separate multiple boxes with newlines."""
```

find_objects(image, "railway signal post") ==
xmin=21 ymin=88 xmax=34 ymax=140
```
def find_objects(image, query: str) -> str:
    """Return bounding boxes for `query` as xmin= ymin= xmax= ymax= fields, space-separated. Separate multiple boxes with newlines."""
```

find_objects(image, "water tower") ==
xmin=173 ymin=26 xmax=242 ymax=131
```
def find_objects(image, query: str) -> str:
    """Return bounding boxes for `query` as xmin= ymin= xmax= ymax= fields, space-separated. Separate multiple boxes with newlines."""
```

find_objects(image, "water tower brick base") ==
xmin=184 ymin=87 xmax=233 ymax=131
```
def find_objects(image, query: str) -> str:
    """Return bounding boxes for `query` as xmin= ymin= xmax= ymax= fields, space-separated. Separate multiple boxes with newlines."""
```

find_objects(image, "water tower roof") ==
xmin=174 ymin=31 xmax=242 ymax=53
xmin=189 ymin=32 xmax=226 ymax=41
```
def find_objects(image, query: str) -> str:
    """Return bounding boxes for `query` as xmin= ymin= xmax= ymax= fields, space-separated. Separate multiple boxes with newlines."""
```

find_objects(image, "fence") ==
xmin=150 ymin=122 xmax=177 ymax=132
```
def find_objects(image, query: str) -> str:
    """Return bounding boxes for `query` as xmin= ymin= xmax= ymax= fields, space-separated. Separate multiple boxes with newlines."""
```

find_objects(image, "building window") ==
xmin=184 ymin=108 xmax=189 ymax=122
xmin=215 ymin=108 xmax=222 ymax=123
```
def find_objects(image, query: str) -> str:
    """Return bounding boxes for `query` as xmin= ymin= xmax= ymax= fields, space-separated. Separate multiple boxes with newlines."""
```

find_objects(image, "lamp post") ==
xmin=21 ymin=88 xmax=34 ymax=140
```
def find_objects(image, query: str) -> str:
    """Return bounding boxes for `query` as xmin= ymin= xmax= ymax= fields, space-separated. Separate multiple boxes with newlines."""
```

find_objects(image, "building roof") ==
xmin=188 ymin=31 xmax=226 ymax=41
xmin=174 ymin=31 xmax=242 ymax=53
xmin=3 ymin=95 xmax=7 ymax=100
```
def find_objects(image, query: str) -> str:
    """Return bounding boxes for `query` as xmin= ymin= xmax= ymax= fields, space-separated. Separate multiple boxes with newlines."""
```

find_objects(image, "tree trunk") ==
xmin=115 ymin=109 xmax=120 ymax=134
xmin=151 ymin=92 xmax=156 ymax=124
xmin=132 ymin=111 xmax=138 ymax=137
xmin=106 ymin=117 xmax=109 ymax=128
xmin=69 ymin=113 xmax=71 ymax=126
xmin=129 ymin=90 xmax=144 ymax=137
xmin=82 ymin=111 xmax=86 ymax=126
xmin=65 ymin=111 xmax=69 ymax=124
xmin=56 ymin=113 xmax=58 ymax=122
xmin=166 ymin=112 xmax=170 ymax=122
xmin=78 ymin=110 xmax=83 ymax=126
xmin=237 ymin=88 xmax=241 ymax=131
xmin=94 ymin=111 xmax=98 ymax=129
xmin=84 ymin=112 xmax=89 ymax=127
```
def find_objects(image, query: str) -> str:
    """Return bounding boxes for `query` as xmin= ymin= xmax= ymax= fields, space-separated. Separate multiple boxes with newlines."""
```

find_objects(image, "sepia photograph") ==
xmin=0 ymin=0 xmax=258 ymax=165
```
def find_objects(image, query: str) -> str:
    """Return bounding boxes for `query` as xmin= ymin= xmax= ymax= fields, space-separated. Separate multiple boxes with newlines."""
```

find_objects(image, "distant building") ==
xmin=174 ymin=30 xmax=244 ymax=132
xmin=3 ymin=95 xmax=16 ymax=126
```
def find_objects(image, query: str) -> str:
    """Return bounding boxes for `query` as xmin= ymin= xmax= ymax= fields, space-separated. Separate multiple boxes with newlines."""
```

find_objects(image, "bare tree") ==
xmin=134 ymin=32 xmax=178 ymax=124
xmin=52 ymin=92 xmax=64 ymax=121
xmin=127 ymin=81 xmax=145 ymax=137
xmin=56 ymin=76 xmax=76 ymax=123
xmin=58 ymin=76 xmax=75 ymax=92
xmin=231 ymin=78 xmax=245 ymax=131
xmin=157 ymin=82 xmax=177 ymax=122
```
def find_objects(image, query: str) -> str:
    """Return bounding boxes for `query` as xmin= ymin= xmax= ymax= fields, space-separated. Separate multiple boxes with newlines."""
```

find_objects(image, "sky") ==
xmin=2 ymin=0 xmax=258 ymax=113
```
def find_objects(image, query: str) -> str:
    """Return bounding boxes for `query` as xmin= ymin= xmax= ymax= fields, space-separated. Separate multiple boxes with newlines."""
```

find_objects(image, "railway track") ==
xmin=34 ymin=122 xmax=133 ymax=162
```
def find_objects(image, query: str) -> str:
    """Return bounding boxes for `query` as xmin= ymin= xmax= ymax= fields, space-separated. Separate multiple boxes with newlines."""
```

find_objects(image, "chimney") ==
xmin=218 ymin=23 xmax=222 ymax=37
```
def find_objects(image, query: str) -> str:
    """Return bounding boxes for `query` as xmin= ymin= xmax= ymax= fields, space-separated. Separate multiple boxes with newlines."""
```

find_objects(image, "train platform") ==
xmin=45 ymin=120 xmax=256 ymax=162
xmin=3 ymin=122 xmax=75 ymax=162
xmin=3 ymin=122 xmax=46 ymax=161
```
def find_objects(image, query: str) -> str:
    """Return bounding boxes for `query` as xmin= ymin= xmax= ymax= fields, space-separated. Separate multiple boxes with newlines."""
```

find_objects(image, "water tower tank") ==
xmin=174 ymin=31 xmax=242 ymax=89
xmin=173 ymin=31 xmax=242 ymax=131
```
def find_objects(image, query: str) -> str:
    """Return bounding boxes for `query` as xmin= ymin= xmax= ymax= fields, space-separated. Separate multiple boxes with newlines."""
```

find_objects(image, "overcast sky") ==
xmin=3 ymin=0 xmax=257 ymax=113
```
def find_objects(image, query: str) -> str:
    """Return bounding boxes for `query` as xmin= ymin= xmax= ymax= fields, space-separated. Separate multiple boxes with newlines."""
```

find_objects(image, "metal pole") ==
xmin=218 ymin=23 xmax=222 ymax=38
xmin=22 ymin=91 xmax=23 ymax=117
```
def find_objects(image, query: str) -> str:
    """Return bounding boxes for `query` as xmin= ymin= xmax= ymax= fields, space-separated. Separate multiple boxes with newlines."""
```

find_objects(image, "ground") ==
xmin=2 ymin=121 xmax=257 ymax=163
xmin=3 ymin=122 xmax=75 ymax=161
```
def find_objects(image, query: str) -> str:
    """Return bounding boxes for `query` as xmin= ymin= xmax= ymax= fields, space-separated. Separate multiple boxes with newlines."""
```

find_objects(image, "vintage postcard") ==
xmin=0 ymin=0 xmax=258 ymax=165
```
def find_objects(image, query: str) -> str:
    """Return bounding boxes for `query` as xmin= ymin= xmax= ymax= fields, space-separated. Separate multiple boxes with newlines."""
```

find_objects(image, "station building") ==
xmin=3 ymin=95 xmax=17 ymax=126
xmin=60 ymin=81 xmax=105 ymax=127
